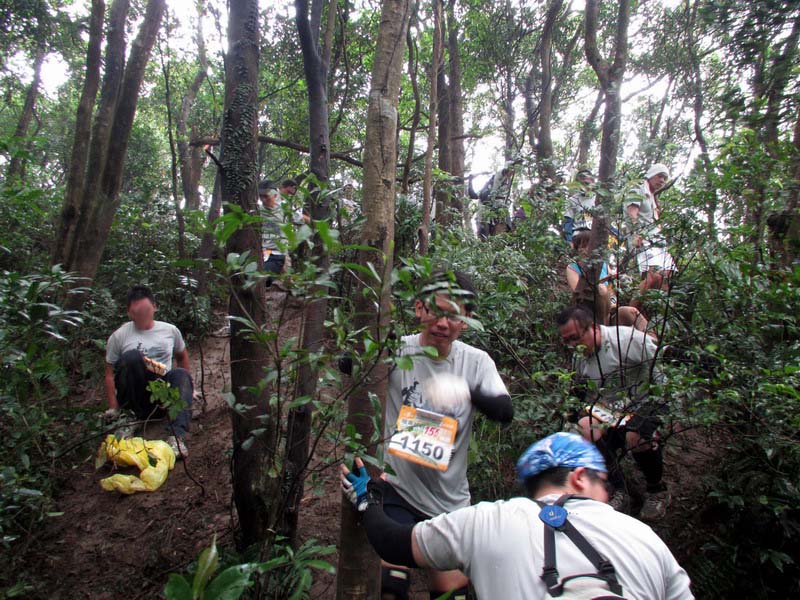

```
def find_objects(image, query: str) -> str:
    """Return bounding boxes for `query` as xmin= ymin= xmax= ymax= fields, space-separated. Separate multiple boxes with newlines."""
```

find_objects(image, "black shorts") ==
xmin=380 ymin=480 xmax=434 ymax=524
xmin=606 ymin=402 xmax=664 ymax=450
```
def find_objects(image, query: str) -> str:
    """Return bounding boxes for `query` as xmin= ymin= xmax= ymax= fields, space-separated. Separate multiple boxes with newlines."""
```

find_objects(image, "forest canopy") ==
xmin=1 ymin=0 xmax=798 ymax=598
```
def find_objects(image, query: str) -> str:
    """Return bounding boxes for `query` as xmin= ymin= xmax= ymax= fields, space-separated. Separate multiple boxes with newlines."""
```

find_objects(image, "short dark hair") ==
xmin=523 ymin=467 xmax=571 ymax=497
xmin=556 ymin=305 xmax=594 ymax=328
xmin=258 ymin=179 xmax=278 ymax=195
xmin=281 ymin=178 xmax=297 ymax=188
xmin=421 ymin=269 xmax=478 ymax=314
xmin=572 ymin=230 xmax=591 ymax=250
xmin=127 ymin=285 xmax=155 ymax=307
xmin=523 ymin=466 xmax=605 ymax=498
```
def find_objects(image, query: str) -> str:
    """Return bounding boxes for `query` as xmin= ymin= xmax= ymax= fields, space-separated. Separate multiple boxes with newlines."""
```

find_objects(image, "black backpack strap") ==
xmin=536 ymin=495 xmax=624 ymax=597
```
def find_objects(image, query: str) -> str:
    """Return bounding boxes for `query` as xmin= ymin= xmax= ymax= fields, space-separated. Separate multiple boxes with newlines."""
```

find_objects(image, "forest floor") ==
xmin=13 ymin=290 xmax=717 ymax=599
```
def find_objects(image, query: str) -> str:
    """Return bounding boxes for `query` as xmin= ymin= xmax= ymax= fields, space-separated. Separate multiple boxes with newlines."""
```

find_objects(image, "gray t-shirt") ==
xmin=384 ymin=334 xmax=509 ymax=516
xmin=566 ymin=191 xmax=596 ymax=231
xmin=105 ymin=321 xmax=186 ymax=371
xmin=573 ymin=325 xmax=663 ymax=409
xmin=260 ymin=204 xmax=288 ymax=253
xmin=626 ymin=180 xmax=667 ymax=245
xmin=415 ymin=495 xmax=694 ymax=600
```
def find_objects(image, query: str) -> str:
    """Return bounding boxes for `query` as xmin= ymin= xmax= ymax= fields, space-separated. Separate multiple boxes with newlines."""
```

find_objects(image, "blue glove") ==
xmin=341 ymin=463 xmax=371 ymax=511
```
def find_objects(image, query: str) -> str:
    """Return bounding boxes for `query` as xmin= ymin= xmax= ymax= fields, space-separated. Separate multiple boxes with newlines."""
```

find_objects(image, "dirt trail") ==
xmin=17 ymin=291 xmax=348 ymax=599
xmin=16 ymin=290 xmax=711 ymax=599
xmin=23 ymin=331 xmax=235 ymax=599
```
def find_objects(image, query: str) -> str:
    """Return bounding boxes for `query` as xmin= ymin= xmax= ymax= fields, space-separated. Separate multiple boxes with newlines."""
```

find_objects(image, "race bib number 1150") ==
xmin=388 ymin=406 xmax=458 ymax=471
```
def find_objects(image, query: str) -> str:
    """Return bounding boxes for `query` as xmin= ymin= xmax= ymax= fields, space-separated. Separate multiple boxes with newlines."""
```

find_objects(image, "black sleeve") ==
xmin=361 ymin=504 xmax=418 ymax=568
xmin=470 ymin=389 xmax=514 ymax=424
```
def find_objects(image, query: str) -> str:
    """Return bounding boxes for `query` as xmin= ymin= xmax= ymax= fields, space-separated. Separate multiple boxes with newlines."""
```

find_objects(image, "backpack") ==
xmin=536 ymin=495 xmax=629 ymax=599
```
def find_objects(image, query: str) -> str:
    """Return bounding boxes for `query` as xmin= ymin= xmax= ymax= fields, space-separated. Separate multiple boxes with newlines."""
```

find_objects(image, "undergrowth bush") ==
xmin=0 ymin=266 xmax=85 ymax=549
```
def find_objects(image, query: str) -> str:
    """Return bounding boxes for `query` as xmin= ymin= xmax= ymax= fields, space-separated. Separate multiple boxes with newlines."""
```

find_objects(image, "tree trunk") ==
xmin=685 ymin=0 xmax=715 ymax=235
xmin=401 ymin=19 xmax=420 ymax=193
xmin=536 ymin=0 xmax=564 ymax=183
xmin=160 ymin=42 xmax=187 ymax=260
xmin=282 ymin=0 xmax=334 ymax=548
xmin=195 ymin=165 xmax=223 ymax=295
xmin=221 ymin=0 xmax=279 ymax=552
xmin=435 ymin=55 xmax=450 ymax=225
xmin=584 ymin=0 xmax=629 ymax=258
xmin=336 ymin=1 xmax=411 ymax=597
xmin=6 ymin=49 xmax=45 ymax=182
xmin=576 ymin=88 xmax=603 ymax=168
xmin=52 ymin=0 xmax=107 ymax=267
xmin=760 ymin=10 xmax=800 ymax=151
xmin=419 ymin=0 xmax=442 ymax=255
xmin=445 ymin=4 xmax=465 ymax=228
xmin=176 ymin=1 xmax=209 ymax=212
xmin=52 ymin=0 xmax=167 ymax=310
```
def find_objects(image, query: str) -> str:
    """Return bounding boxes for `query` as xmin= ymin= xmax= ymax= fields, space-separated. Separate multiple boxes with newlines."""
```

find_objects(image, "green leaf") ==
xmin=304 ymin=559 xmax=336 ymax=573
xmin=395 ymin=355 xmax=414 ymax=370
xmin=421 ymin=345 xmax=440 ymax=358
xmin=203 ymin=564 xmax=260 ymax=600
xmin=192 ymin=535 xmax=219 ymax=598
xmin=163 ymin=574 xmax=193 ymax=600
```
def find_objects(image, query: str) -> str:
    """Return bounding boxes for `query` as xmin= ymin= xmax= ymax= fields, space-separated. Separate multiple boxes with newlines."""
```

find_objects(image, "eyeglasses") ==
xmin=422 ymin=303 xmax=464 ymax=325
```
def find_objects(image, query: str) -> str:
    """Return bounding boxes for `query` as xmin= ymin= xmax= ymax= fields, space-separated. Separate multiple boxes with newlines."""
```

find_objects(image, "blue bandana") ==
xmin=516 ymin=432 xmax=607 ymax=480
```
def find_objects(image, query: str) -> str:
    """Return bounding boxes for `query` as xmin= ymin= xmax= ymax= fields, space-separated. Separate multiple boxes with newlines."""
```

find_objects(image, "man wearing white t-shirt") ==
xmin=627 ymin=163 xmax=676 ymax=293
xmin=375 ymin=271 xmax=513 ymax=599
xmin=557 ymin=305 xmax=670 ymax=521
xmin=103 ymin=285 xmax=192 ymax=458
xmin=342 ymin=432 xmax=693 ymax=600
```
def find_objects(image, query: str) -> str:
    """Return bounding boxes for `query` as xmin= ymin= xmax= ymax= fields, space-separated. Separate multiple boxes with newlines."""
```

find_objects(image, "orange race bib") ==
xmin=388 ymin=406 xmax=458 ymax=471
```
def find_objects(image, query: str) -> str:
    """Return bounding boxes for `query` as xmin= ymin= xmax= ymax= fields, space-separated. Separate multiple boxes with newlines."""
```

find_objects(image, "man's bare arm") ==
xmin=104 ymin=363 xmax=118 ymax=409
xmin=176 ymin=348 xmax=190 ymax=371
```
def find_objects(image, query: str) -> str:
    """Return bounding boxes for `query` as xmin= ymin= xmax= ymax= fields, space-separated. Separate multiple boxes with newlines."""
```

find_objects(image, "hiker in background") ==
xmin=556 ymin=306 xmax=671 ymax=521
xmin=566 ymin=231 xmax=650 ymax=334
xmin=626 ymin=163 xmax=676 ymax=294
xmin=563 ymin=168 xmax=596 ymax=243
xmin=470 ymin=164 xmax=516 ymax=238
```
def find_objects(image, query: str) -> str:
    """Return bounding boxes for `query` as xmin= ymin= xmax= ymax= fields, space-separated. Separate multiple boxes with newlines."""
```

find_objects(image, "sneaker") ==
xmin=608 ymin=489 xmax=628 ymax=512
xmin=640 ymin=489 xmax=671 ymax=521
xmin=167 ymin=435 xmax=189 ymax=460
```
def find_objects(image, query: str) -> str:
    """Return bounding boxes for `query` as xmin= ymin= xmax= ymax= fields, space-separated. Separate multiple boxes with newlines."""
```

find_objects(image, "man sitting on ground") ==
xmin=104 ymin=285 xmax=193 ymax=458
xmin=341 ymin=431 xmax=693 ymax=599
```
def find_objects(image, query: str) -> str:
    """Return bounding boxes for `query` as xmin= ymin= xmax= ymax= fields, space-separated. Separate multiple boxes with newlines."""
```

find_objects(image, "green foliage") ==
xmin=164 ymin=535 xmax=335 ymax=600
xmin=0 ymin=266 xmax=84 ymax=548
xmin=147 ymin=379 xmax=185 ymax=421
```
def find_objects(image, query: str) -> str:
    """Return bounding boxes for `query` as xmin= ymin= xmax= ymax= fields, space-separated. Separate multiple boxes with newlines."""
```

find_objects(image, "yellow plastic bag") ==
xmin=96 ymin=435 xmax=176 ymax=494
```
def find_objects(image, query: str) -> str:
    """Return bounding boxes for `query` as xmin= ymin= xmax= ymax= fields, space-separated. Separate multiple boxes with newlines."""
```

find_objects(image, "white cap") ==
xmin=645 ymin=163 xmax=670 ymax=180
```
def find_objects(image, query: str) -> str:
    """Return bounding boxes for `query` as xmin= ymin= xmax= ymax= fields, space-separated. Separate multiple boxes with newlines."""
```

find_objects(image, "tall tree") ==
xmin=535 ymin=0 xmax=564 ymax=182
xmin=175 ymin=0 xmax=209 ymax=213
xmin=282 ymin=0 xmax=337 ymax=546
xmin=419 ymin=0 xmax=443 ymax=255
xmin=434 ymin=0 xmax=465 ymax=230
xmin=336 ymin=0 xmax=412 ymax=597
xmin=584 ymin=0 xmax=630 ymax=254
xmin=5 ymin=48 xmax=45 ymax=182
xmin=51 ymin=0 xmax=166 ymax=308
xmin=220 ymin=0 xmax=279 ymax=552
